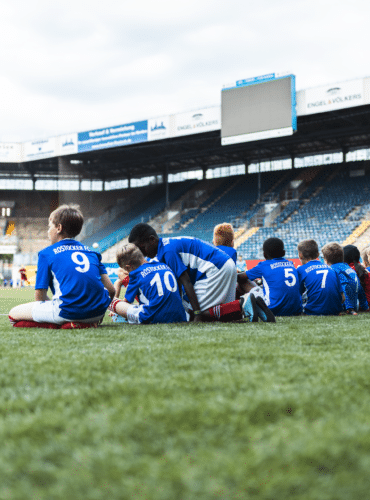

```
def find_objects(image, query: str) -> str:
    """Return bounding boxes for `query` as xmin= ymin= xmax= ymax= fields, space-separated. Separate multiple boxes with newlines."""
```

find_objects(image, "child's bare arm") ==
xmin=101 ymin=274 xmax=115 ymax=300
xmin=35 ymin=289 xmax=49 ymax=301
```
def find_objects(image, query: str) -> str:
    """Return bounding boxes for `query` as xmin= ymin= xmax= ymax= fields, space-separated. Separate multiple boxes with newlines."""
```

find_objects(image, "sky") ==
xmin=0 ymin=0 xmax=370 ymax=142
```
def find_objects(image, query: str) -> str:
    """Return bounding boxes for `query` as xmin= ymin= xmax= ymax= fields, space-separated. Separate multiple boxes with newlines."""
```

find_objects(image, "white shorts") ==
xmin=125 ymin=304 xmax=190 ymax=324
xmin=184 ymin=258 xmax=237 ymax=311
xmin=32 ymin=300 xmax=105 ymax=325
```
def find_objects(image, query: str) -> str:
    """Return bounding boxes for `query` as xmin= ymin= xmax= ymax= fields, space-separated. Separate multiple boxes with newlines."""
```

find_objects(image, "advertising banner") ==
xmin=23 ymin=137 xmax=57 ymax=161
xmin=0 ymin=143 xmax=22 ymax=163
xmin=148 ymin=116 xmax=170 ymax=141
xmin=0 ymin=245 xmax=17 ymax=254
xmin=104 ymin=263 xmax=120 ymax=283
xmin=173 ymin=107 xmax=220 ymax=137
xmin=56 ymin=133 xmax=78 ymax=156
xmin=78 ymin=121 xmax=148 ymax=153
xmin=303 ymin=78 xmax=365 ymax=115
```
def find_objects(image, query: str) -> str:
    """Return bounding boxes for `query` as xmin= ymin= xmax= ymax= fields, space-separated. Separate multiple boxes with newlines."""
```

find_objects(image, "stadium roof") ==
xmin=2 ymin=103 xmax=370 ymax=183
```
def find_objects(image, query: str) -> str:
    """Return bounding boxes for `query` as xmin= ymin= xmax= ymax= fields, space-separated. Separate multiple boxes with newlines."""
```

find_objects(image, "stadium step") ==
xmin=179 ymin=177 xmax=240 ymax=230
xmin=235 ymin=227 xmax=259 ymax=248
xmin=342 ymin=220 xmax=370 ymax=247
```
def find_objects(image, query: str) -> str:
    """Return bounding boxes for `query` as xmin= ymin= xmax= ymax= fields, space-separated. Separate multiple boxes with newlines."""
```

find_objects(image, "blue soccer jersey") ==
xmin=36 ymin=239 xmax=111 ymax=320
xmin=331 ymin=263 xmax=368 ymax=311
xmin=156 ymin=237 xmax=231 ymax=284
xmin=124 ymin=261 xmax=187 ymax=324
xmin=246 ymin=258 xmax=302 ymax=316
xmin=297 ymin=261 xmax=343 ymax=315
xmin=217 ymin=245 xmax=237 ymax=263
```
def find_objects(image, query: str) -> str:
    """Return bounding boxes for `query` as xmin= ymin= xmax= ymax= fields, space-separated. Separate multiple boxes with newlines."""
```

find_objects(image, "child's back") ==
xmin=247 ymin=257 xmax=302 ymax=316
xmin=246 ymin=238 xmax=302 ymax=316
xmin=297 ymin=239 xmax=343 ymax=315
xmin=297 ymin=261 xmax=343 ymax=315
xmin=344 ymin=244 xmax=370 ymax=310
xmin=330 ymin=262 xmax=360 ymax=311
xmin=124 ymin=261 xmax=187 ymax=324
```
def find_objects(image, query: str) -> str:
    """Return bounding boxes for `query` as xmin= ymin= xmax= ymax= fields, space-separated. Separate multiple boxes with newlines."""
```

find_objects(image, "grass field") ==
xmin=1 ymin=287 xmax=370 ymax=499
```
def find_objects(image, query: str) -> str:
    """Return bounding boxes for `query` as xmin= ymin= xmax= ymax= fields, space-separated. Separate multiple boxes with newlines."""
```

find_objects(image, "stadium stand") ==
xmin=81 ymin=180 xmax=199 ymax=252
xmin=237 ymin=165 xmax=370 ymax=258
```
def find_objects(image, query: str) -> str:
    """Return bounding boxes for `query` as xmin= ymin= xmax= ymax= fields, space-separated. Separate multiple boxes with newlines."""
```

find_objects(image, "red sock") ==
xmin=209 ymin=300 xmax=242 ymax=322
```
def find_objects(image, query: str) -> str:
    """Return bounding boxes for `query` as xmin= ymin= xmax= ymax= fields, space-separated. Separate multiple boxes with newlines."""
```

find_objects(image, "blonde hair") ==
xmin=213 ymin=223 xmax=235 ymax=247
xmin=116 ymin=243 xmax=145 ymax=269
xmin=361 ymin=245 xmax=370 ymax=268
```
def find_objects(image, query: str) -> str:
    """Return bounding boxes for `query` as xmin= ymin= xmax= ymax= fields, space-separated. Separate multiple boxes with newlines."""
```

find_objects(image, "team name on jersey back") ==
xmin=53 ymin=244 xmax=91 ymax=254
xmin=304 ymin=263 xmax=328 ymax=274
xmin=140 ymin=264 xmax=170 ymax=278
xmin=270 ymin=261 xmax=295 ymax=269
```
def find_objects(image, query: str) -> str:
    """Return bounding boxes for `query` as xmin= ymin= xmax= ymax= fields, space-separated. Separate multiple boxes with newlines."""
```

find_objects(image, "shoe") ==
xmin=241 ymin=293 xmax=258 ymax=322
xmin=255 ymin=297 xmax=276 ymax=323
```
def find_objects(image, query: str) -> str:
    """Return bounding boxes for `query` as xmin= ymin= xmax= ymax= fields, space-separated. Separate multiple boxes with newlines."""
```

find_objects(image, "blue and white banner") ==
xmin=104 ymin=263 xmax=120 ymax=283
xmin=78 ymin=120 xmax=148 ymax=152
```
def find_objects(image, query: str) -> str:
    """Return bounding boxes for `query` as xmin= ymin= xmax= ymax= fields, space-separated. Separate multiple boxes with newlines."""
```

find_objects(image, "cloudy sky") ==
xmin=0 ymin=0 xmax=369 ymax=142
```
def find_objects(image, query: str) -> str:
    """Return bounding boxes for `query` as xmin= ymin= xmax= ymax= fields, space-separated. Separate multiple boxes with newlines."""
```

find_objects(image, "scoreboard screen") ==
xmin=221 ymin=73 xmax=296 ymax=145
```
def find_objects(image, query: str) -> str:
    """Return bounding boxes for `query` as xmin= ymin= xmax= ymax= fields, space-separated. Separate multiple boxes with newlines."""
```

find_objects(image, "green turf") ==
xmin=1 ymin=287 xmax=370 ymax=499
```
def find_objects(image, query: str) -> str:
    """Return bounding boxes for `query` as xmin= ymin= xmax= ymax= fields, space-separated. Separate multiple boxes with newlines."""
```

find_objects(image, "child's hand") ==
xmin=118 ymin=268 xmax=129 ymax=280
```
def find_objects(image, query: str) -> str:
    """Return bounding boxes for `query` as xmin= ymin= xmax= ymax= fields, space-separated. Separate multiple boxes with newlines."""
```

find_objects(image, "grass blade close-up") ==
xmin=1 ymin=287 xmax=370 ymax=499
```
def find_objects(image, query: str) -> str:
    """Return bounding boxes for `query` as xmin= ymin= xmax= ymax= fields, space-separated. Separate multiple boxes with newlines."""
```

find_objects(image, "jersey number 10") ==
xmin=150 ymin=271 xmax=178 ymax=296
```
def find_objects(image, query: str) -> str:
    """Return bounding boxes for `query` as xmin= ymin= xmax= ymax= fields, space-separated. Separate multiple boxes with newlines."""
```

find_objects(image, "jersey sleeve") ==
xmin=95 ymin=252 xmax=107 ymax=274
xmin=162 ymin=250 xmax=187 ymax=279
xmin=245 ymin=262 xmax=264 ymax=281
xmin=35 ymin=252 xmax=50 ymax=290
xmin=358 ymin=283 xmax=369 ymax=311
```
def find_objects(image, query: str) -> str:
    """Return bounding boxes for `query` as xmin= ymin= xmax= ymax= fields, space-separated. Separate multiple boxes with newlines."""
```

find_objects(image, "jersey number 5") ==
xmin=150 ymin=271 xmax=178 ymax=296
xmin=284 ymin=268 xmax=297 ymax=287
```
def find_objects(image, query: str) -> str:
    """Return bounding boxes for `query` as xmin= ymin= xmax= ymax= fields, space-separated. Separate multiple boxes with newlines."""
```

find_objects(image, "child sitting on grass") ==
xmin=343 ymin=244 xmax=370 ymax=309
xmin=321 ymin=242 xmax=368 ymax=315
xmin=129 ymin=223 xmax=275 ymax=323
xmin=238 ymin=237 xmax=302 ymax=316
xmin=9 ymin=204 xmax=115 ymax=329
xmin=109 ymin=243 xmax=187 ymax=324
xmin=213 ymin=223 xmax=237 ymax=263
xmin=297 ymin=239 xmax=344 ymax=315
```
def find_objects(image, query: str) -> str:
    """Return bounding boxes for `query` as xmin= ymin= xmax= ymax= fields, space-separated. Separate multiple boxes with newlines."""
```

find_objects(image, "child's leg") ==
xmin=9 ymin=302 xmax=35 ymax=321
xmin=109 ymin=298 xmax=131 ymax=319
xmin=204 ymin=286 xmax=274 ymax=323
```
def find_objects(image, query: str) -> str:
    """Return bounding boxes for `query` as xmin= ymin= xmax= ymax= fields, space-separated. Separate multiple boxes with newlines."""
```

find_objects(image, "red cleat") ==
xmin=61 ymin=322 xmax=98 ymax=329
